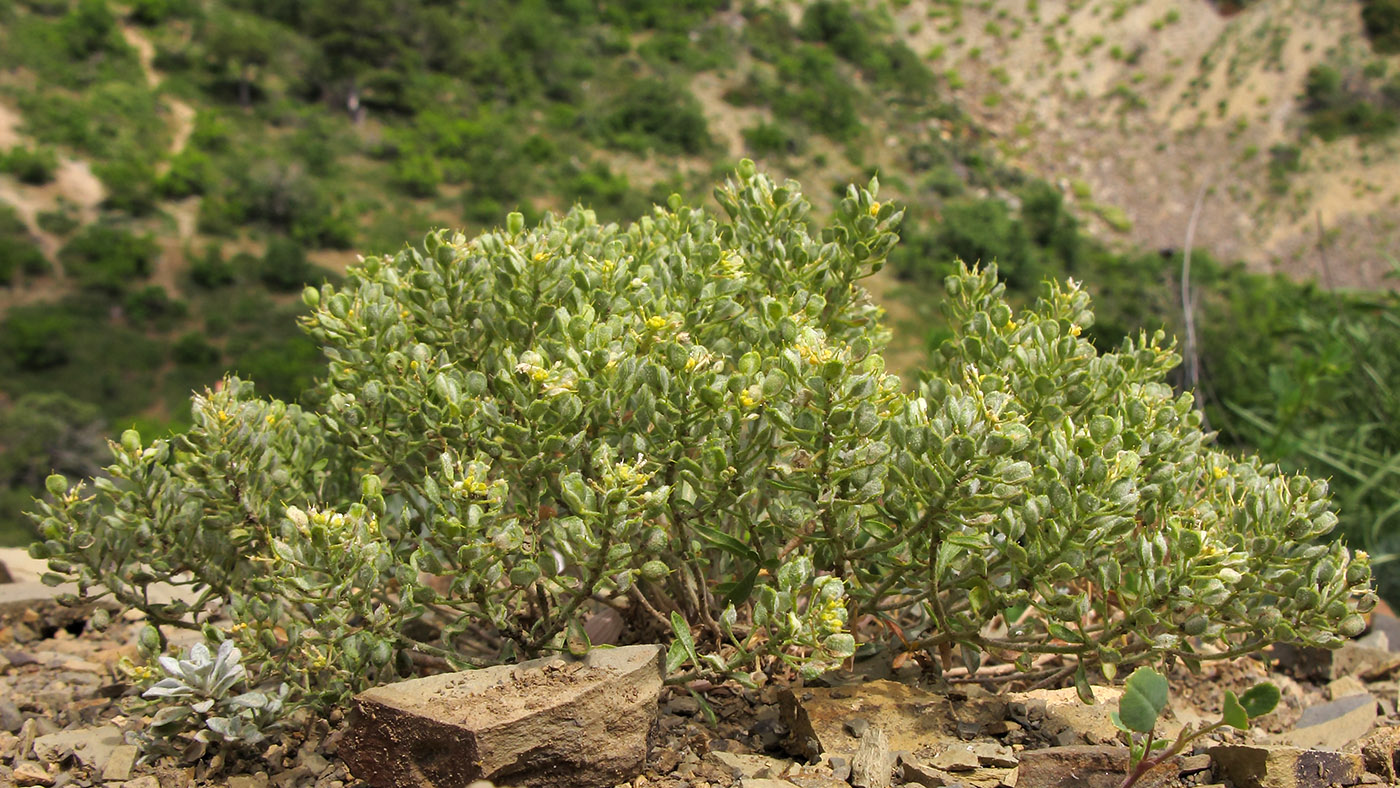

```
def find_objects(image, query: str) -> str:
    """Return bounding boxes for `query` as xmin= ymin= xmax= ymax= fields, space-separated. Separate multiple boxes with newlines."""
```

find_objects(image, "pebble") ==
xmin=844 ymin=718 xmax=869 ymax=739
xmin=13 ymin=761 xmax=54 ymax=787
xmin=0 ymin=698 xmax=24 ymax=732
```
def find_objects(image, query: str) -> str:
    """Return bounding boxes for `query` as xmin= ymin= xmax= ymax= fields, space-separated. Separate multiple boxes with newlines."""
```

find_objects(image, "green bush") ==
xmin=0 ymin=205 xmax=49 ymax=285
xmin=158 ymin=149 xmax=216 ymax=198
xmin=0 ymin=306 xmax=75 ymax=370
xmin=189 ymin=244 xmax=236 ymax=289
xmin=599 ymin=79 xmax=713 ymax=155
xmin=1364 ymin=0 xmax=1400 ymax=54
xmin=742 ymin=121 xmax=800 ymax=157
xmin=123 ymin=285 xmax=187 ymax=329
xmin=58 ymin=224 xmax=158 ymax=293
xmin=2 ymin=145 xmax=59 ymax=185
xmin=259 ymin=236 xmax=315 ymax=291
xmin=95 ymin=157 xmax=159 ymax=215
xmin=31 ymin=168 xmax=1372 ymax=750
xmin=172 ymin=331 xmax=221 ymax=365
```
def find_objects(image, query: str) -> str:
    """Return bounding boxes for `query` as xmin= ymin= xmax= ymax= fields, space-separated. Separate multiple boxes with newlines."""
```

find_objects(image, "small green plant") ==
xmin=1113 ymin=666 xmax=1280 ymax=788
xmin=133 ymin=639 xmax=289 ymax=760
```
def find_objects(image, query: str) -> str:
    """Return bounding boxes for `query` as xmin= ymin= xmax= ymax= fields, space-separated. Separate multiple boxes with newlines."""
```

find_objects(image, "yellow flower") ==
xmin=1069 ymin=324 xmax=1082 ymax=337
xmin=868 ymin=201 xmax=881 ymax=217
xmin=739 ymin=389 xmax=759 ymax=409
xmin=645 ymin=315 xmax=669 ymax=332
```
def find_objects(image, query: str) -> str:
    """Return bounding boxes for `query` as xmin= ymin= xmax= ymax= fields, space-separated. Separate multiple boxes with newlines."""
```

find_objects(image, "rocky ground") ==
xmin=5 ymin=546 xmax=1400 ymax=788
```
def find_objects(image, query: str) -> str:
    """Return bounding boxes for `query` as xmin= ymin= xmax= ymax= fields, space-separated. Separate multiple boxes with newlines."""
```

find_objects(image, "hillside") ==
xmin=2 ymin=0 xmax=1400 ymax=596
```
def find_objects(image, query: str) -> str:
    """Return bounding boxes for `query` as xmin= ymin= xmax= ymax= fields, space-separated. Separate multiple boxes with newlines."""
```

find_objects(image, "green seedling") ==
xmin=1113 ymin=666 xmax=1280 ymax=788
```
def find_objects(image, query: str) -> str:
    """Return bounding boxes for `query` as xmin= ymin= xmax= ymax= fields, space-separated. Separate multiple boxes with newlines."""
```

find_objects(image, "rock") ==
xmin=1274 ymin=642 xmax=1400 ymax=682
xmin=0 ymin=698 xmax=23 ymax=732
xmin=13 ymin=761 xmax=55 ymax=787
xmin=341 ymin=644 xmax=663 ymax=788
xmin=667 ymin=696 xmax=700 ymax=717
xmin=1273 ymin=693 xmax=1377 ymax=749
xmin=101 ymin=744 xmax=137 ymax=782
xmin=897 ymin=757 xmax=953 ymax=788
xmin=968 ymin=741 xmax=1017 ymax=768
xmin=1209 ymin=745 xmax=1365 ymax=788
xmin=32 ymin=724 xmax=124 ymax=771
xmin=1367 ymin=612 xmax=1400 ymax=652
xmin=1328 ymin=676 xmax=1369 ymax=700
xmin=740 ymin=780 xmax=800 ymax=788
xmin=851 ymin=727 xmax=894 ymax=788
xmin=929 ymin=743 xmax=980 ymax=772
xmin=1005 ymin=686 xmax=1124 ymax=746
xmin=846 ymin=717 xmax=869 ymax=739
xmin=226 ymin=775 xmax=269 ymax=788
xmin=1358 ymin=726 xmax=1400 ymax=782
xmin=0 ymin=558 xmax=12 ymax=584
xmin=781 ymin=681 xmax=969 ymax=761
xmin=709 ymin=752 xmax=792 ymax=780
xmin=1014 ymin=746 xmax=1177 ymax=788
xmin=122 ymin=777 xmax=162 ymax=788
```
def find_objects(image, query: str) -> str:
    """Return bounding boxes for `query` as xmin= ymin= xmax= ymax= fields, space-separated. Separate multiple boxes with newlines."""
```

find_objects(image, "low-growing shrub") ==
xmin=2 ymin=144 xmax=59 ymax=185
xmin=31 ymin=166 xmax=1374 ymax=747
xmin=58 ymin=224 xmax=158 ymax=293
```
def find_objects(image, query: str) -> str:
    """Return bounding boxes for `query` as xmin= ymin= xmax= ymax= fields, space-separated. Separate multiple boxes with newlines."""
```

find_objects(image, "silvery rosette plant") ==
xmin=29 ymin=162 xmax=1374 ymax=736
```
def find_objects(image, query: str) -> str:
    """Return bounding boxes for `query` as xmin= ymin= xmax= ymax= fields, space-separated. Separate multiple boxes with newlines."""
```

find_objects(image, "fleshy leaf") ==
xmin=1117 ymin=667 xmax=1169 ymax=733
xmin=1239 ymin=682 xmax=1281 ymax=719
xmin=1222 ymin=691 xmax=1248 ymax=730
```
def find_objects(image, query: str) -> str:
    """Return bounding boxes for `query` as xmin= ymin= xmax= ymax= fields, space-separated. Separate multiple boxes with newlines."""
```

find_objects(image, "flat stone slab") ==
xmin=1273 ymin=693 xmax=1377 ymax=749
xmin=1209 ymin=745 xmax=1365 ymax=788
xmin=342 ymin=644 xmax=663 ymax=788
xmin=780 ymin=680 xmax=995 ymax=762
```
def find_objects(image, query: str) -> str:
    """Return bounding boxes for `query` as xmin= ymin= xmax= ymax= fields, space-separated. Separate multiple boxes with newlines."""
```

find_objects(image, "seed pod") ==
xmin=641 ymin=560 xmax=669 ymax=581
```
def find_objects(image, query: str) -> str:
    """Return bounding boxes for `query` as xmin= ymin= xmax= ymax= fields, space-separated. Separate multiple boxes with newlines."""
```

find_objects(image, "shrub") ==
xmin=0 ymin=307 xmax=75 ymax=370
xmin=0 ymin=205 xmax=49 ymax=284
xmin=95 ymin=157 xmax=159 ymax=215
xmin=600 ymin=79 xmax=713 ymax=155
xmin=2 ymin=145 xmax=59 ymax=185
xmin=1364 ymin=0 xmax=1400 ymax=54
xmin=189 ymin=244 xmax=236 ymax=289
xmin=30 ymin=166 xmax=1373 ymax=745
xmin=172 ymin=331 xmax=221 ymax=365
xmin=742 ymin=122 xmax=800 ymax=157
xmin=58 ymin=224 xmax=158 ymax=293
xmin=259 ymin=236 xmax=314 ymax=291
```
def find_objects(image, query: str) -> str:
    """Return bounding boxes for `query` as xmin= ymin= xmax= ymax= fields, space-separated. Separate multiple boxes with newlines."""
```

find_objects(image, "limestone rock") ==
xmin=851 ymin=726 xmax=894 ymax=788
xmin=1014 ymin=746 xmax=1178 ymax=788
xmin=32 ymin=724 xmax=124 ymax=771
xmin=341 ymin=644 xmax=663 ymax=788
xmin=781 ymin=680 xmax=994 ymax=762
xmin=1273 ymin=693 xmax=1377 ymax=749
xmin=1005 ymin=686 xmax=1125 ymax=746
xmin=101 ymin=744 xmax=138 ymax=782
xmin=13 ymin=761 xmax=55 ymax=787
xmin=709 ymin=751 xmax=794 ymax=780
xmin=1209 ymin=745 xmax=1365 ymax=788
xmin=1359 ymin=726 xmax=1400 ymax=782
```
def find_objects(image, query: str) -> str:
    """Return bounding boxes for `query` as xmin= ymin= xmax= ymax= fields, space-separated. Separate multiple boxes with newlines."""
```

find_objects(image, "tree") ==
xmin=202 ymin=10 xmax=279 ymax=107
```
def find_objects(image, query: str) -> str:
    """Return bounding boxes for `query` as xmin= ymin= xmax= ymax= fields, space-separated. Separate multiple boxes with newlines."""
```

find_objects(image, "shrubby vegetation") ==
xmin=31 ymin=170 xmax=1373 ymax=752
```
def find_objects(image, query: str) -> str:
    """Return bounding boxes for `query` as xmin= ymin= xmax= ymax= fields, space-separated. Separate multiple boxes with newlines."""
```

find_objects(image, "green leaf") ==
xmin=1075 ymin=661 xmax=1094 ymax=704
xmin=670 ymin=611 xmax=698 ymax=667
xmin=722 ymin=566 xmax=760 ymax=608
xmin=690 ymin=522 xmax=759 ymax=563
xmin=1221 ymin=691 xmax=1248 ymax=730
xmin=665 ymin=640 xmax=688 ymax=674
xmin=1117 ymin=667 xmax=1170 ymax=733
xmin=1238 ymin=682 xmax=1281 ymax=719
